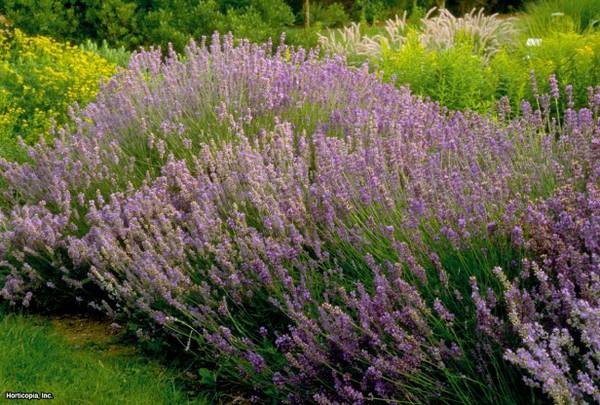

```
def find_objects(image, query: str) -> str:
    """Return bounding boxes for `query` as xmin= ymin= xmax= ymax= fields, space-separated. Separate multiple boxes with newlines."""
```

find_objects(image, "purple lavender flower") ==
xmin=548 ymin=74 xmax=560 ymax=100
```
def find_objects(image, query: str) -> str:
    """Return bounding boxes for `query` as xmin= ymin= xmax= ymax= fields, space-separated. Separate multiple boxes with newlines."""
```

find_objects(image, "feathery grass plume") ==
xmin=318 ymin=8 xmax=516 ymax=63
xmin=420 ymin=8 xmax=517 ymax=61
xmin=318 ymin=12 xmax=409 ymax=61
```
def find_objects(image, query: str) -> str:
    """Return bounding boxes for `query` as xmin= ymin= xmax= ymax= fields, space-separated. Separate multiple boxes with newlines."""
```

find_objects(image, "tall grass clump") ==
xmin=319 ymin=8 xmax=516 ymax=64
xmin=318 ymin=13 xmax=410 ymax=62
xmin=0 ymin=34 xmax=598 ymax=403
xmin=523 ymin=0 xmax=600 ymax=36
xmin=419 ymin=7 xmax=517 ymax=60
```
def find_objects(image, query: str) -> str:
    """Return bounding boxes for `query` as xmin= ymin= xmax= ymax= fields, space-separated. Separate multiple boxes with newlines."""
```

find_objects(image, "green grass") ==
xmin=0 ymin=313 xmax=208 ymax=405
xmin=522 ymin=0 xmax=600 ymax=36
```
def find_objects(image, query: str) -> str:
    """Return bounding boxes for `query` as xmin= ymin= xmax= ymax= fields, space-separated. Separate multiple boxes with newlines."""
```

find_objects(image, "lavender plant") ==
xmin=488 ymin=114 xmax=600 ymax=403
xmin=0 ymin=33 xmax=598 ymax=403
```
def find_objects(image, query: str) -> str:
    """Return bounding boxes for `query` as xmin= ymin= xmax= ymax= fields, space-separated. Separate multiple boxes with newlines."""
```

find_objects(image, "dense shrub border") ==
xmin=0 ymin=1 xmax=529 ymax=51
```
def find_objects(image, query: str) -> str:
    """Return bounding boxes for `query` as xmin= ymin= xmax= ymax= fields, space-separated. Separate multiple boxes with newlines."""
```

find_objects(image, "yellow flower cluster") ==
xmin=0 ymin=27 xmax=115 ymax=157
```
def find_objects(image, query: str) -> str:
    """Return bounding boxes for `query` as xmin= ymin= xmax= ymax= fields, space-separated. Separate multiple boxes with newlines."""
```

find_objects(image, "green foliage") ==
xmin=354 ymin=0 xmax=406 ymax=23
xmin=222 ymin=0 xmax=295 ymax=43
xmin=0 ymin=26 xmax=115 ymax=159
xmin=225 ymin=7 xmax=274 ymax=43
xmin=80 ymin=39 xmax=131 ymax=67
xmin=284 ymin=25 xmax=322 ymax=49
xmin=378 ymin=22 xmax=600 ymax=114
xmin=0 ymin=314 xmax=207 ymax=404
xmin=0 ymin=0 xmax=80 ymax=39
xmin=446 ymin=1 xmax=525 ymax=14
xmin=380 ymin=32 xmax=497 ymax=112
xmin=250 ymin=0 xmax=295 ymax=26
xmin=0 ymin=0 xmax=297 ymax=51
xmin=493 ymin=31 xmax=600 ymax=112
xmin=523 ymin=0 xmax=600 ymax=36
xmin=308 ymin=2 xmax=350 ymax=28
xmin=140 ymin=0 xmax=226 ymax=52
xmin=82 ymin=0 xmax=141 ymax=48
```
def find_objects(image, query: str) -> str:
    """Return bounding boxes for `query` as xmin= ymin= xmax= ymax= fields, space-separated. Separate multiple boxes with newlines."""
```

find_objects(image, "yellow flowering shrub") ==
xmin=0 ymin=26 xmax=115 ymax=158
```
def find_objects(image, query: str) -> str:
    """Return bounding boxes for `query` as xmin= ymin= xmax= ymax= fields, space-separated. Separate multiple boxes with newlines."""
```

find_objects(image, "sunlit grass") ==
xmin=0 ymin=313 xmax=208 ymax=405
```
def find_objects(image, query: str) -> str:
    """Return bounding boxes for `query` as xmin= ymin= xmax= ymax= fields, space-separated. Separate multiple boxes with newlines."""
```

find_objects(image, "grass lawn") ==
xmin=0 ymin=313 xmax=208 ymax=405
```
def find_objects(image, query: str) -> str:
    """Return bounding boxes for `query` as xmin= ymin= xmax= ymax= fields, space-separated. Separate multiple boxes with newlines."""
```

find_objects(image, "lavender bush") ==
xmin=0 ymin=33 xmax=598 ymax=403
xmin=491 ymin=122 xmax=600 ymax=404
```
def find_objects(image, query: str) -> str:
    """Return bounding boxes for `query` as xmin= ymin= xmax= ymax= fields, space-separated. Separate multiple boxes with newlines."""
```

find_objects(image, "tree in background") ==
xmin=0 ymin=0 xmax=295 ymax=50
xmin=305 ymin=0 xmax=310 ymax=26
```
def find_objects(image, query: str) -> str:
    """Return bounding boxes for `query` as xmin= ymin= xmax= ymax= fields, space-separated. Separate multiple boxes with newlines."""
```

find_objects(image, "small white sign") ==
xmin=526 ymin=38 xmax=542 ymax=47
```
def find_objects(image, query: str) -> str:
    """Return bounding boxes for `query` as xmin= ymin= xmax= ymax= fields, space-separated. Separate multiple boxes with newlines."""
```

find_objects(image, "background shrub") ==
xmin=82 ymin=0 xmax=141 ymax=48
xmin=0 ymin=25 xmax=115 ymax=158
xmin=307 ymin=1 xmax=350 ymax=27
xmin=0 ymin=0 xmax=297 ymax=51
xmin=0 ymin=0 xmax=80 ymax=39
xmin=224 ymin=0 xmax=295 ymax=43
xmin=139 ymin=0 xmax=226 ymax=52
xmin=283 ymin=25 xmax=322 ymax=49
xmin=380 ymin=33 xmax=497 ymax=111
